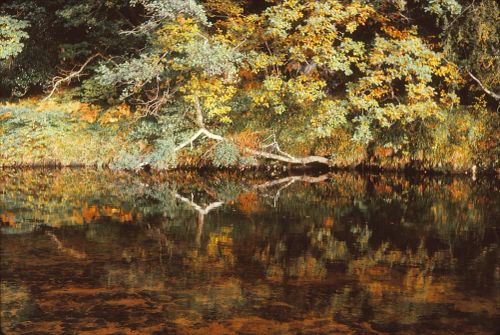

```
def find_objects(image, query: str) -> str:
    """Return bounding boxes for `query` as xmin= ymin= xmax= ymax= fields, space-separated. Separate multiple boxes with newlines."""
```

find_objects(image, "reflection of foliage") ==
xmin=0 ymin=170 xmax=497 ymax=273
xmin=1 ymin=170 xmax=498 ymax=333
xmin=0 ymin=282 xmax=31 ymax=330
xmin=1 ymin=171 xmax=496 ymax=257
xmin=350 ymin=224 xmax=372 ymax=252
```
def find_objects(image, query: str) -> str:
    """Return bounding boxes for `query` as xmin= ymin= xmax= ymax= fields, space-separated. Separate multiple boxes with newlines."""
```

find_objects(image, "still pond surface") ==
xmin=0 ymin=169 xmax=499 ymax=334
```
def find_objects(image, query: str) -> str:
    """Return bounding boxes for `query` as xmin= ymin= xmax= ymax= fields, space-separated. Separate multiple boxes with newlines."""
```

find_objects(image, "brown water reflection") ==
xmin=1 ymin=169 xmax=499 ymax=334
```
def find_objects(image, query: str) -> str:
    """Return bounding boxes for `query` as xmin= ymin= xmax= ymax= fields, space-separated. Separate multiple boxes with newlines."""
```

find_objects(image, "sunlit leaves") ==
xmin=318 ymin=33 xmax=462 ymax=144
xmin=203 ymin=0 xmax=244 ymax=18
xmin=130 ymin=0 xmax=209 ymax=31
xmin=0 ymin=102 xmax=127 ymax=166
xmin=180 ymin=75 xmax=237 ymax=123
xmin=422 ymin=0 xmax=462 ymax=17
xmin=0 ymin=15 xmax=29 ymax=60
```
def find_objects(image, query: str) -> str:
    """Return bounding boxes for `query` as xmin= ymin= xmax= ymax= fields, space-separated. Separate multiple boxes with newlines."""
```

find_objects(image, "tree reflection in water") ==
xmin=1 ymin=169 xmax=498 ymax=334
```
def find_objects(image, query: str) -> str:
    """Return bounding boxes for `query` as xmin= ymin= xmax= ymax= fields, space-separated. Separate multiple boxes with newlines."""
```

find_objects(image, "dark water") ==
xmin=1 ymin=169 xmax=499 ymax=334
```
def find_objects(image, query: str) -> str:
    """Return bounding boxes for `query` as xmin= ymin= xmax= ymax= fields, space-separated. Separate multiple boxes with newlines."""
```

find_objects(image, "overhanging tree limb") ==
xmin=174 ymin=127 xmax=329 ymax=165
xmin=243 ymin=147 xmax=329 ymax=165
xmin=174 ymin=98 xmax=330 ymax=165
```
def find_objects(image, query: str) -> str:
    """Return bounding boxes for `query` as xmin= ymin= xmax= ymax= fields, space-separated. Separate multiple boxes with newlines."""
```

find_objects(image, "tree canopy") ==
xmin=0 ymin=0 xmax=498 ymax=171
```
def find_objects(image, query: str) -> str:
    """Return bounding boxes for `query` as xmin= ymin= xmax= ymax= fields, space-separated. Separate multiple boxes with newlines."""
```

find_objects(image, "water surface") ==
xmin=1 ymin=170 xmax=499 ymax=334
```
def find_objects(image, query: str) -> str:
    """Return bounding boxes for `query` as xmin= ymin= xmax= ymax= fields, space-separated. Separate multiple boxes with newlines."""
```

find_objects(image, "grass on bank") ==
xmin=0 ymin=95 xmax=498 ymax=173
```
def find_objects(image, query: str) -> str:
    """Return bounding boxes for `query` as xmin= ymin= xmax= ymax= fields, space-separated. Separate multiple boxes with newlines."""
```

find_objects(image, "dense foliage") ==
xmin=0 ymin=0 xmax=498 ymax=171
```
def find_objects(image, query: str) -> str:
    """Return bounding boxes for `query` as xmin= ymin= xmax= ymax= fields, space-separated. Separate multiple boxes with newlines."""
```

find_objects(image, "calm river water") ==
xmin=0 ymin=169 xmax=498 ymax=334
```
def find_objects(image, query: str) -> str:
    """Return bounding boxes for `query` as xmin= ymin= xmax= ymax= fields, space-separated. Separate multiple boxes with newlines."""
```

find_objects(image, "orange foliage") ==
xmin=237 ymin=192 xmax=263 ymax=215
xmin=77 ymin=103 xmax=100 ymax=123
xmin=230 ymin=130 xmax=261 ymax=150
xmin=374 ymin=146 xmax=394 ymax=158
xmin=323 ymin=217 xmax=334 ymax=227
xmin=82 ymin=205 xmax=100 ymax=222
xmin=0 ymin=212 xmax=16 ymax=226
xmin=238 ymin=68 xmax=256 ymax=80
xmin=381 ymin=25 xmax=413 ymax=40
xmin=100 ymin=103 xmax=132 ymax=124
xmin=65 ymin=204 xmax=136 ymax=224
xmin=374 ymin=183 xmax=393 ymax=196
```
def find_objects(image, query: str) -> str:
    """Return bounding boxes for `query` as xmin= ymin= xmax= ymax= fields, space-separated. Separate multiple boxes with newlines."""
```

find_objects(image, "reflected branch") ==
xmin=171 ymin=174 xmax=330 ymax=241
xmin=174 ymin=192 xmax=224 ymax=215
xmin=46 ymin=231 xmax=87 ymax=259
xmin=174 ymin=192 xmax=225 ymax=246
xmin=254 ymin=174 xmax=329 ymax=207
xmin=253 ymin=174 xmax=330 ymax=189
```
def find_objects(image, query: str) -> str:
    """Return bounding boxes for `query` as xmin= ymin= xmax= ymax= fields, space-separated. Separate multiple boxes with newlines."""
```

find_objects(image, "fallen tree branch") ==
xmin=174 ymin=126 xmax=329 ymax=165
xmin=467 ymin=70 xmax=500 ymax=100
xmin=175 ymin=103 xmax=329 ymax=165
xmin=244 ymin=147 xmax=329 ymax=165
xmin=262 ymin=134 xmax=296 ymax=160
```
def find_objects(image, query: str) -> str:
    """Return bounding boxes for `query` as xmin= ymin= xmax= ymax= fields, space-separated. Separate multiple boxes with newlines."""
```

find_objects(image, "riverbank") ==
xmin=1 ymin=97 xmax=498 ymax=174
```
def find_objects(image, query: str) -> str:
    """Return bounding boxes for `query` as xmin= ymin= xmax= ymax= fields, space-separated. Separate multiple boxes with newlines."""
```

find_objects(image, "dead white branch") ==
xmin=43 ymin=53 xmax=103 ymax=101
xmin=467 ymin=70 xmax=500 ymax=100
xmin=174 ymin=100 xmax=329 ymax=165
xmin=174 ymin=127 xmax=328 ymax=164
xmin=174 ymin=128 xmax=225 ymax=152
xmin=262 ymin=134 xmax=296 ymax=160
xmin=244 ymin=147 xmax=329 ymax=165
